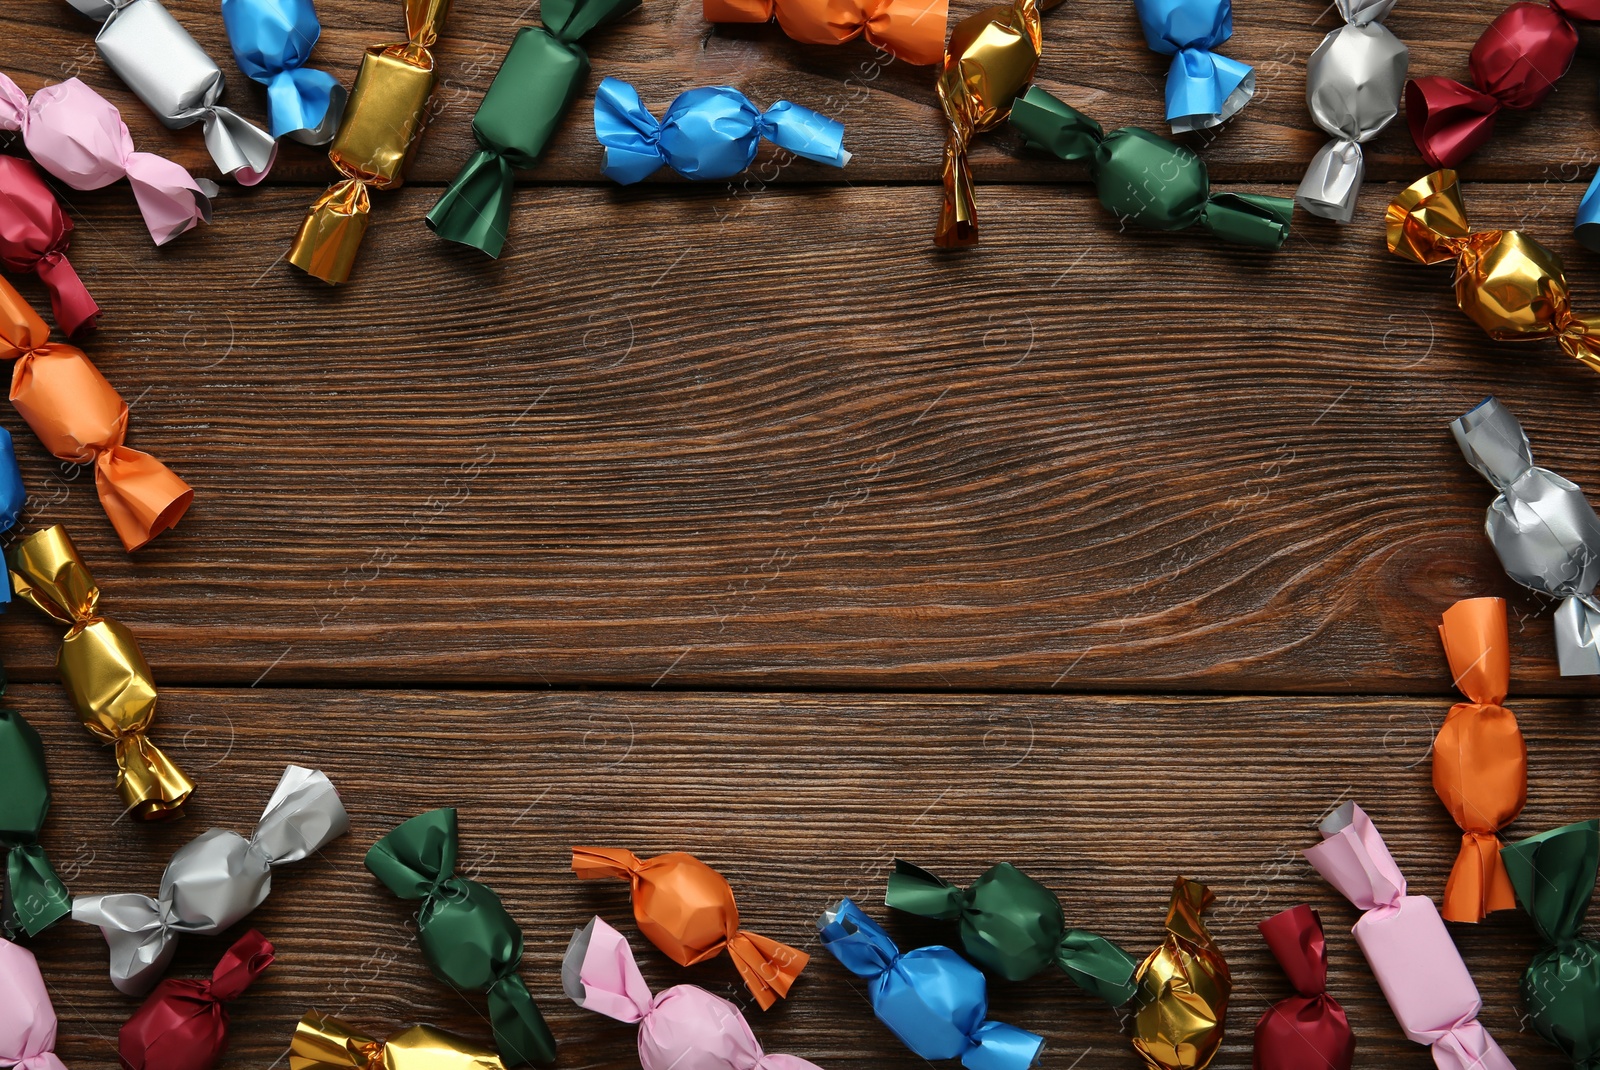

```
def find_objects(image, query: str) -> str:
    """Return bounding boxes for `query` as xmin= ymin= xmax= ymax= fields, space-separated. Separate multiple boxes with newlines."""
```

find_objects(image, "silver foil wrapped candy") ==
xmin=63 ymin=0 xmax=279 ymax=184
xmin=1452 ymin=397 xmax=1600 ymax=676
xmin=1296 ymin=0 xmax=1407 ymax=223
xmin=72 ymin=765 xmax=349 ymax=994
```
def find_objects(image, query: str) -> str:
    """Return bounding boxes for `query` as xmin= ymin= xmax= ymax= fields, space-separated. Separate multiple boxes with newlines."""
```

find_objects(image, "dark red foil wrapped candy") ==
xmin=1253 ymin=905 xmax=1354 ymax=1070
xmin=0 ymin=156 xmax=99 ymax=337
xmin=118 ymin=930 xmax=274 ymax=1070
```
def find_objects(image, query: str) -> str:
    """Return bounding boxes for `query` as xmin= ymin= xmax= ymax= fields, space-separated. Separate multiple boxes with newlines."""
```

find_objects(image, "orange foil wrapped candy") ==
xmin=704 ymin=0 xmax=948 ymax=66
xmin=0 ymin=277 xmax=191 ymax=551
xmin=1133 ymin=877 xmax=1231 ymax=1070
xmin=571 ymin=847 xmax=808 ymax=1009
xmin=1434 ymin=597 xmax=1526 ymax=924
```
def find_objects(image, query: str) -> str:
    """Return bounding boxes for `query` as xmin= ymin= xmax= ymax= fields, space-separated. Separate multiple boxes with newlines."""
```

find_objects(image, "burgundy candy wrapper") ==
xmin=0 ymin=155 xmax=99 ymax=337
xmin=1253 ymin=904 xmax=1353 ymax=1070
xmin=119 ymin=929 xmax=274 ymax=1070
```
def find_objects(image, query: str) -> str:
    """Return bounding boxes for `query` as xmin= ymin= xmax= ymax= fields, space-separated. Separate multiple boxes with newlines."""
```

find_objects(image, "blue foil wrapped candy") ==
xmin=221 ymin=0 xmax=347 ymax=144
xmin=594 ymin=77 xmax=851 ymax=184
xmin=0 ymin=426 xmax=23 ymax=611
xmin=1135 ymin=0 xmax=1255 ymax=132
xmin=817 ymin=897 xmax=1043 ymax=1070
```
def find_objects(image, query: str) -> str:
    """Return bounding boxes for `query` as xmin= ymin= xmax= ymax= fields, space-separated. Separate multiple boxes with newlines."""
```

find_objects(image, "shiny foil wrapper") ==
xmin=221 ymin=0 xmax=347 ymax=144
xmin=64 ymin=0 xmax=278 ymax=184
xmin=1387 ymin=169 xmax=1600 ymax=373
xmin=1012 ymin=88 xmax=1292 ymax=248
xmin=1296 ymin=0 xmax=1407 ymax=223
xmin=291 ymin=1011 xmax=506 ymax=1070
xmin=0 ymin=940 xmax=63 ymax=1069
xmin=0 ymin=155 xmax=100 ymax=336
xmin=572 ymin=846 xmax=810 ymax=1010
xmin=1451 ymin=396 xmax=1600 ymax=675
xmin=1501 ymin=820 xmax=1600 ymax=1067
xmin=288 ymin=0 xmax=452 ymax=284
xmin=885 ymin=859 xmax=1137 ymax=1002
xmin=703 ymin=0 xmax=948 ymax=65
xmin=368 ymin=809 xmax=556 ymax=1066
xmin=1253 ymin=905 xmax=1353 ymax=1070
xmin=0 ymin=672 xmax=72 ymax=939
xmin=120 ymin=929 xmax=274 ymax=1070
xmin=1135 ymin=0 xmax=1254 ymax=132
xmin=0 ymin=281 xmax=193 ymax=551
xmin=72 ymin=764 xmax=348 ymax=994
xmin=8 ymin=525 xmax=194 ymax=820
xmin=1131 ymin=878 xmax=1230 ymax=1070
xmin=1306 ymin=803 xmax=1514 ymax=1070
xmin=564 ymin=916 xmax=825 ymax=1070
xmin=817 ymin=897 xmax=1044 ymax=1069
xmin=1434 ymin=597 xmax=1526 ymax=921
xmin=0 ymin=427 xmax=21 ymax=578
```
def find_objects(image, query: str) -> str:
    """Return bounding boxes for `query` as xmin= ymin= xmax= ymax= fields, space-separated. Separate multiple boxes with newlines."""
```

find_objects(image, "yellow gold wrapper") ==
xmin=287 ymin=180 xmax=372 ymax=284
xmin=1132 ymin=877 xmax=1231 ymax=1070
xmin=290 ymin=1010 xmax=505 ymax=1070
xmin=8 ymin=525 xmax=193 ymax=820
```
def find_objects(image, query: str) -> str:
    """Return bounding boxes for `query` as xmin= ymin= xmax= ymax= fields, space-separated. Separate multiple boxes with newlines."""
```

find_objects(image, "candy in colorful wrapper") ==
xmin=1131 ymin=877 xmax=1229 ymax=1070
xmin=119 ymin=929 xmax=274 ymax=1070
xmin=884 ymin=859 xmax=1137 ymax=1003
xmin=0 ymin=669 xmax=72 ymax=940
xmin=1451 ymin=396 xmax=1600 ymax=675
xmin=1434 ymin=596 xmax=1526 ymax=921
xmin=703 ymin=0 xmax=948 ymax=65
xmin=1134 ymin=0 xmax=1253 ymax=132
xmin=61 ymin=0 xmax=278 ymax=184
xmin=427 ymin=0 xmax=640 ymax=258
xmin=817 ymin=896 xmax=1043 ymax=1070
xmin=9 ymin=525 xmax=194 ymax=821
xmin=291 ymin=1011 xmax=508 ymax=1070
xmin=1501 ymin=819 xmax=1600 ymax=1067
xmin=564 ymin=915 xmax=825 ymax=1070
xmin=221 ymin=0 xmax=347 ymax=144
xmin=1253 ymin=905 xmax=1353 ymax=1070
xmin=1296 ymin=0 xmax=1407 ymax=223
xmin=0 ymin=155 xmax=99 ymax=337
xmin=0 ymin=426 xmax=21 ymax=593
xmin=594 ymin=78 xmax=850 ymax=185
xmin=72 ymin=764 xmax=347 ymax=994
xmin=1011 ymin=87 xmax=1292 ymax=249
xmin=367 ymin=809 xmax=556 ymax=1066
xmin=1405 ymin=0 xmax=1600 ymax=169
xmin=288 ymin=0 xmax=452 ymax=284
xmin=0 ymin=281 xmax=193 ymax=551
xmin=0 ymin=939 xmax=63 ymax=1070
xmin=0 ymin=72 xmax=212 ymax=246
xmin=1304 ymin=802 xmax=1514 ymax=1070
xmin=571 ymin=845 xmax=810 ymax=1010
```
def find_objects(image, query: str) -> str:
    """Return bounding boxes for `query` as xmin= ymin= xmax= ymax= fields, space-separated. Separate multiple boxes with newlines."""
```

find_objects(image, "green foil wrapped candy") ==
xmin=365 ymin=807 xmax=556 ymax=1066
xmin=886 ymin=859 xmax=1138 ymax=1004
xmin=1010 ymin=86 xmax=1292 ymax=249
xmin=1501 ymin=819 xmax=1600 ymax=1067
xmin=0 ymin=666 xmax=71 ymax=938
xmin=426 ymin=0 xmax=639 ymax=257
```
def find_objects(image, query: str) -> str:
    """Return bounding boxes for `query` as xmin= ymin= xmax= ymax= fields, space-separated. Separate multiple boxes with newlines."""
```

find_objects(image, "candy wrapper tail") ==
xmin=221 ymin=0 xmax=349 ymax=144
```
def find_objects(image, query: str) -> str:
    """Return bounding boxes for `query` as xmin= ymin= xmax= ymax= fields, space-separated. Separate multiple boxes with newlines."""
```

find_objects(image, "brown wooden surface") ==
xmin=3 ymin=0 xmax=1600 ymax=1066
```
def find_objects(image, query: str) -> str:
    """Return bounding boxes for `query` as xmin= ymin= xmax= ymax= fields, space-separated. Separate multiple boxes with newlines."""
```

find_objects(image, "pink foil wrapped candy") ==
xmin=0 ymin=72 xmax=212 ymax=245
xmin=0 ymin=938 xmax=66 ymax=1070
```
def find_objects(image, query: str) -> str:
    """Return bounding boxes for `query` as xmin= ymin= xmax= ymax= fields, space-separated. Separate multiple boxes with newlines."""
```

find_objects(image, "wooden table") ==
xmin=4 ymin=0 xmax=1598 ymax=1066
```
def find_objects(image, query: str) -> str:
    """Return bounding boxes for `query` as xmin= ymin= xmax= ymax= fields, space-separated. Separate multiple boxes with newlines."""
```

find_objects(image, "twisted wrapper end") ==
xmin=1197 ymin=193 xmax=1292 ymax=249
xmin=1296 ymin=139 xmax=1363 ymax=223
xmin=197 ymin=106 xmax=279 ymax=185
xmin=1338 ymin=0 xmax=1397 ymax=23
xmin=426 ymin=150 xmax=516 ymax=259
xmin=726 ymin=927 xmax=809 ymax=1010
xmin=885 ymin=858 xmax=965 ymax=919
xmin=1385 ymin=168 xmax=1469 ymax=264
xmin=72 ymin=891 xmax=181 ymax=995
xmin=487 ymin=973 xmax=557 ymax=1066
xmin=563 ymin=915 xmax=652 ymax=1021
xmin=288 ymin=179 xmax=371 ymax=285
xmin=594 ymin=77 xmax=668 ymax=185
xmin=1164 ymin=47 xmax=1254 ymax=133
xmin=268 ymin=69 xmax=348 ymax=145
xmin=1405 ymin=77 xmax=1499 ymax=169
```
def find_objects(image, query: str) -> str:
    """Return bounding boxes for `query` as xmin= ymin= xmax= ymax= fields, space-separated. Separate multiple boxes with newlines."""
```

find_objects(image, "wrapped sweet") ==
xmin=1253 ymin=904 xmax=1353 ymax=1070
xmin=368 ymin=809 xmax=556 ymax=1066
xmin=1296 ymin=0 xmax=1407 ymax=222
xmin=119 ymin=929 xmax=274 ymax=1070
xmin=571 ymin=846 xmax=809 ymax=1010
xmin=1011 ymin=87 xmax=1292 ymax=248
xmin=0 ymin=425 xmax=19 ymax=599
xmin=1451 ymin=396 xmax=1600 ymax=675
xmin=9 ymin=525 xmax=195 ymax=820
xmin=221 ymin=0 xmax=347 ymax=144
xmin=288 ymin=0 xmax=452 ymax=284
xmin=1134 ymin=0 xmax=1253 ymax=132
xmin=73 ymin=764 xmax=347 ymax=993
xmin=565 ymin=915 xmax=825 ymax=1070
xmin=0 ymin=155 xmax=99 ymax=336
xmin=817 ymin=896 xmax=1043 ymax=1069
xmin=594 ymin=78 xmax=849 ymax=185
xmin=0 ymin=278 xmax=193 ymax=551
xmin=1132 ymin=877 xmax=1230 ymax=1070
xmin=703 ymin=0 xmax=947 ymax=65
xmin=290 ymin=1011 xmax=506 ymax=1070
xmin=1501 ymin=819 xmax=1600 ymax=1067
xmin=884 ymin=859 xmax=1137 ymax=1002
xmin=427 ymin=0 xmax=640 ymax=257
xmin=0 ymin=72 xmax=211 ymax=246
xmin=62 ymin=0 xmax=278 ymax=183
xmin=1305 ymin=802 xmax=1513 ymax=1070
xmin=1434 ymin=597 xmax=1525 ymax=921
xmin=1406 ymin=0 xmax=1600 ymax=168
xmin=0 ymin=669 xmax=71 ymax=939
xmin=0 ymin=939 xmax=62 ymax=1070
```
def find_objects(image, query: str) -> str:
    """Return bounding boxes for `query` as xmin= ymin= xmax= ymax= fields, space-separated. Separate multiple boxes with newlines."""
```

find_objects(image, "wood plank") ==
xmin=18 ymin=687 xmax=1594 ymax=1069
xmin=3 ymin=0 xmax=1596 ymax=184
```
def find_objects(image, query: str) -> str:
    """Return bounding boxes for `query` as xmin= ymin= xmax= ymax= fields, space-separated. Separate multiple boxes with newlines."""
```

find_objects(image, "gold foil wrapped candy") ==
xmin=1132 ymin=877 xmax=1231 ymax=1070
xmin=288 ymin=0 xmax=452 ymax=284
xmin=7 ymin=525 xmax=193 ymax=819
xmin=289 ymin=1010 xmax=505 ymax=1070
